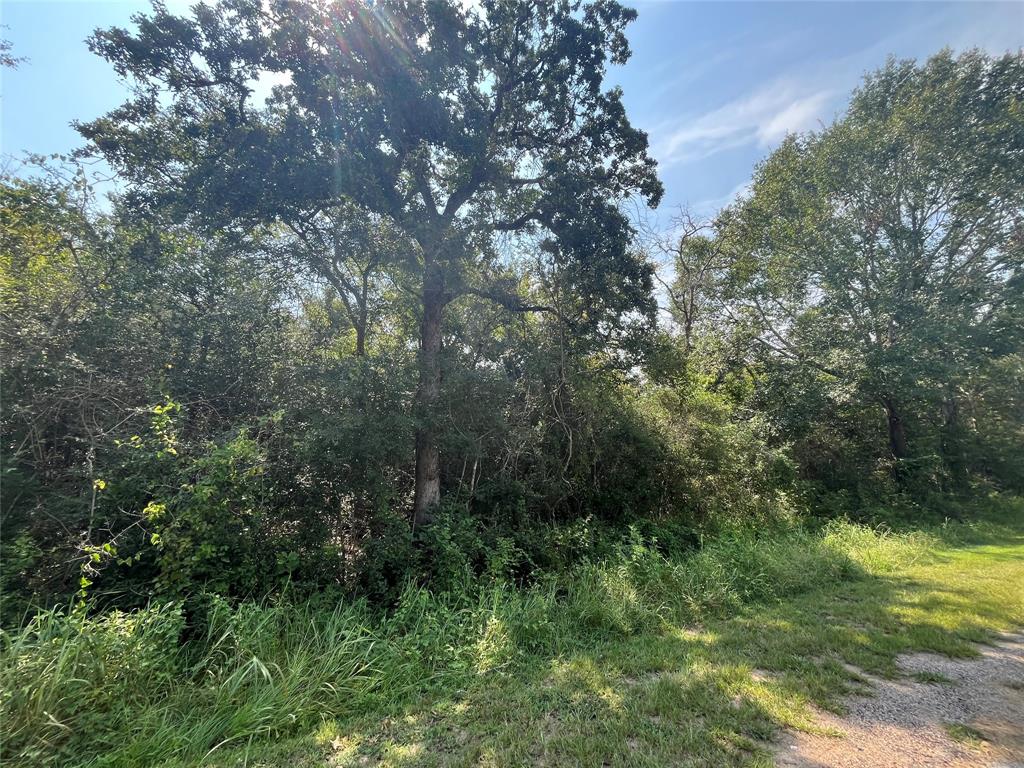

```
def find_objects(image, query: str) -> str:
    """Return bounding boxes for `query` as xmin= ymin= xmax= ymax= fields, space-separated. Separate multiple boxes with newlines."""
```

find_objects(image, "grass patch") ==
xmin=910 ymin=670 xmax=953 ymax=685
xmin=3 ymin=497 xmax=1023 ymax=767
xmin=943 ymin=722 xmax=988 ymax=750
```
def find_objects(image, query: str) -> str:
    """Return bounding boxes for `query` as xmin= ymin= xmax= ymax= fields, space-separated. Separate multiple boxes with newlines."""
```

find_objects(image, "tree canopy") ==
xmin=710 ymin=50 xmax=1024 ymax=486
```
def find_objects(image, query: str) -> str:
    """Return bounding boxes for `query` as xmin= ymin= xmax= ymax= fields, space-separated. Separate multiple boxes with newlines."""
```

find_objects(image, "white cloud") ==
xmin=652 ymin=81 xmax=835 ymax=168
xmin=757 ymin=89 xmax=832 ymax=143
xmin=649 ymin=0 xmax=1024 ymax=213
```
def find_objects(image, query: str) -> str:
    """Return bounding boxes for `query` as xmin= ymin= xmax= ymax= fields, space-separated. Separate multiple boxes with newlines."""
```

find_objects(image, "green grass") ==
xmin=3 ymin=496 xmax=1023 ymax=767
xmin=943 ymin=723 xmax=988 ymax=750
xmin=910 ymin=670 xmax=953 ymax=684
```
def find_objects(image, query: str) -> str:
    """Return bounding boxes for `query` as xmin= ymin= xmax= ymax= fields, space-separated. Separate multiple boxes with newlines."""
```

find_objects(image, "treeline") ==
xmin=1 ymin=0 xmax=1022 ymax=621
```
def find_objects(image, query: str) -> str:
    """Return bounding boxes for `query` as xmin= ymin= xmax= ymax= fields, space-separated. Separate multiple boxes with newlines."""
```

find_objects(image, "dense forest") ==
xmin=1 ymin=1 xmax=1022 ymax=766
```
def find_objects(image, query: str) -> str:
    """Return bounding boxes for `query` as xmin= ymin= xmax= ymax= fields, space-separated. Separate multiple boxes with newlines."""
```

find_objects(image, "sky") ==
xmin=1 ymin=1 xmax=1022 ymax=219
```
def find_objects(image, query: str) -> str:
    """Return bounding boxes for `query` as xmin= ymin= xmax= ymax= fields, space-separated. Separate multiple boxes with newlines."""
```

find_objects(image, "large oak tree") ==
xmin=80 ymin=0 xmax=663 ymax=524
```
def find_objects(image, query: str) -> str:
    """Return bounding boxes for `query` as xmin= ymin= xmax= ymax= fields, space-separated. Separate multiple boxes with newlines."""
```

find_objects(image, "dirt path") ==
xmin=774 ymin=633 xmax=1024 ymax=768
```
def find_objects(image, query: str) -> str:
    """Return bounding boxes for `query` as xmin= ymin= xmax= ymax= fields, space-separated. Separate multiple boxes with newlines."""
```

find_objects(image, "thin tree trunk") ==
xmin=882 ymin=396 xmax=908 ymax=459
xmin=354 ymin=308 xmax=367 ymax=356
xmin=941 ymin=386 xmax=967 ymax=485
xmin=941 ymin=389 xmax=960 ymax=433
xmin=413 ymin=262 xmax=444 ymax=527
xmin=354 ymin=271 xmax=369 ymax=357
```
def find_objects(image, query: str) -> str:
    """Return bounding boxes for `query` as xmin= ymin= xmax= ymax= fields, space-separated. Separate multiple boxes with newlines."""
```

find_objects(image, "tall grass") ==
xmin=0 ymin=520 xmax=940 ymax=767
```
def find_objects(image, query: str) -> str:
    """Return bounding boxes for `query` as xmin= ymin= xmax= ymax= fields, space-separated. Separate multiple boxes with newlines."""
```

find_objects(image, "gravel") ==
xmin=773 ymin=633 xmax=1024 ymax=767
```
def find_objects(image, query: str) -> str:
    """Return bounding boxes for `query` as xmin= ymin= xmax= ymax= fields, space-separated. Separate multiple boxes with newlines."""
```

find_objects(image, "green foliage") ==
xmin=79 ymin=0 xmax=667 ymax=524
xmin=3 ymin=15 xmax=1024 ymax=768
xmin=149 ymin=430 xmax=270 ymax=596
xmin=713 ymin=49 xmax=1024 ymax=497
xmin=5 ymin=7 xmax=1018 ymax=623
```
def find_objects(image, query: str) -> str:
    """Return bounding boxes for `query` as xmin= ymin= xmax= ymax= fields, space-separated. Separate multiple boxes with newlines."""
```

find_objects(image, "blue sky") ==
xmin=2 ymin=1 xmax=1022 ymax=218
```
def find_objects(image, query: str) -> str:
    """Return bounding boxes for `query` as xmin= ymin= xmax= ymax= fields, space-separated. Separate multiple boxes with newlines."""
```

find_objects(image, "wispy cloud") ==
xmin=652 ymin=81 xmax=835 ymax=168
xmin=692 ymin=179 xmax=753 ymax=218
xmin=651 ymin=1 xmax=1024 ymax=173
xmin=640 ymin=1 xmax=1023 ymax=212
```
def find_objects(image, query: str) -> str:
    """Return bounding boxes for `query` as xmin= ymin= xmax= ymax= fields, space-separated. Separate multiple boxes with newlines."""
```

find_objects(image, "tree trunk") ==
xmin=412 ymin=263 xmax=444 ymax=527
xmin=882 ymin=396 xmax=908 ymax=459
xmin=354 ymin=306 xmax=367 ymax=357
xmin=941 ymin=387 xmax=967 ymax=485
xmin=941 ymin=390 xmax=959 ymax=433
xmin=354 ymin=271 xmax=369 ymax=357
